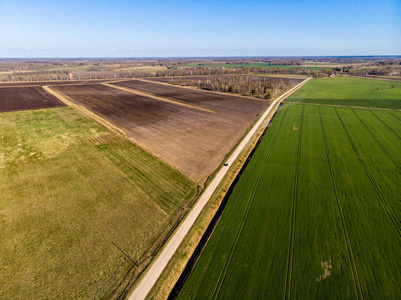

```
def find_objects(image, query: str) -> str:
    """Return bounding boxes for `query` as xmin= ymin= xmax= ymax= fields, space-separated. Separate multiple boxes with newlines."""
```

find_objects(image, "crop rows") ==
xmin=178 ymin=104 xmax=401 ymax=299
xmin=319 ymin=107 xmax=363 ymax=299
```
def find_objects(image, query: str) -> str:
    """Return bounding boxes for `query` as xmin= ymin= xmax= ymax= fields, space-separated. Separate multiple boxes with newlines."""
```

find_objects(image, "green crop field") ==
xmin=178 ymin=102 xmax=401 ymax=299
xmin=288 ymin=77 xmax=401 ymax=109
xmin=0 ymin=107 xmax=196 ymax=299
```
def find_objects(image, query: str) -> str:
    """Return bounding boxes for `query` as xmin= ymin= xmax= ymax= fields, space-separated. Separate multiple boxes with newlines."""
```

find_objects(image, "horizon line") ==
xmin=1 ymin=55 xmax=401 ymax=60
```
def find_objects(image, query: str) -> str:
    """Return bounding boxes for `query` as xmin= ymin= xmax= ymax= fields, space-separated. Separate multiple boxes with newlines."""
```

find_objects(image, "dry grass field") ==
xmin=52 ymin=82 xmax=268 ymax=181
xmin=0 ymin=106 xmax=196 ymax=299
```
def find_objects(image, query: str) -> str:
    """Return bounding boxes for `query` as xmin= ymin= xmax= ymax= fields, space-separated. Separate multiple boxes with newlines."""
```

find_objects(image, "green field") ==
xmin=0 ymin=107 xmax=196 ymax=299
xmin=178 ymin=101 xmax=401 ymax=299
xmin=288 ymin=77 xmax=401 ymax=109
xmin=186 ymin=62 xmax=328 ymax=70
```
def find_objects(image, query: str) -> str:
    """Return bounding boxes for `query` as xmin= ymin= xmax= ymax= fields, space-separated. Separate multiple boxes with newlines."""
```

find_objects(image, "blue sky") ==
xmin=0 ymin=0 xmax=400 ymax=57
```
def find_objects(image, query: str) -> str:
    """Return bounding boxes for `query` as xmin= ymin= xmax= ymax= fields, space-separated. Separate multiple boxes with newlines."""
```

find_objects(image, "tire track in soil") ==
xmin=389 ymin=111 xmax=401 ymax=122
xmin=210 ymin=106 xmax=291 ymax=300
xmin=369 ymin=110 xmax=401 ymax=141
xmin=283 ymin=105 xmax=304 ymax=300
xmin=319 ymin=107 xmax=364 ymax=300
xmin=352 ymin=110 xmax=401 ymax=171
xmin=336 ymin=108 xmax=401 ymax=238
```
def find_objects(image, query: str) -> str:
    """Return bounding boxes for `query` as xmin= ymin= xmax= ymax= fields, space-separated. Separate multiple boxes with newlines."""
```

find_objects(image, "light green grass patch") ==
xmin=0 ymin=107 xmax=196 ymax=299
xmin=288 ymin=76 xmax=401 ymax=109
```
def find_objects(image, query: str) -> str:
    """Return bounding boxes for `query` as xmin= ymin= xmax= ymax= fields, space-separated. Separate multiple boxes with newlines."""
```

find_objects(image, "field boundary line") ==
xmin=49 ymin=80 xmax=127 ymax=87
xmin=335 ymin=108 xmax=401 ymax=238
xmin=342 ymin=74 xmax=401 ymax=83
xmin=319 ymin=107 xmax=363 ymax=300
xmin=211 ymin=106 xmax=291 ymax=300
xmin=369 ymin=111 xmax=401 ymax=141
xmin=0 ymin=84 xmax=41 ymax=88
xmin=352 ymin=110 xmax=401 ymax=170
xmin=389 ymin=111 xmax=401 ymax=122
xmin=127 ymin=78 xmax=269 ymax=102
xmin=291 ymin=102 xmax=401 ymax=111
xmin=283 ymin=105 xmax=304 ymax=300
xmin=102 ymin=82 xmax=217 ymax=114
xmin=42 ymin=86 xmax=127 ymax=138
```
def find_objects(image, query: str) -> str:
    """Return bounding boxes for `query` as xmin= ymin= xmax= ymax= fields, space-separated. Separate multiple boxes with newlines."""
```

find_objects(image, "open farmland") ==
xmin=111 ymin=79 xmax=267 ymax=111
xmin=0 ymin=86 xmax=66 ymax=112
xmin=185 ymin=62 xmax=331 ymax=70
xmin=178 ymin=102 xmax=401 ymax=299
xmin=288 ymin=76 xmax=401 ymax=109
xmin=0 ymin=107 xmax=196 ymax=299
xmin=147 ymin=75 xmax=303 ymax=85
xmin=52 ymin=82 xmax=268 ymax=181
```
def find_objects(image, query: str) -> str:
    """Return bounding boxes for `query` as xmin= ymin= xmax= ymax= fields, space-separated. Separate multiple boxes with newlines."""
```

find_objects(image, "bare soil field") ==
xmin=0 ymin=87 xmax=66 ymax=112
xmin=0 ymin=79 xmax=113 ymax=88
xmin=52 ymin=83 xmax=268 ymax=181
xmin=111 ymin=79 xmax=266 ymax=111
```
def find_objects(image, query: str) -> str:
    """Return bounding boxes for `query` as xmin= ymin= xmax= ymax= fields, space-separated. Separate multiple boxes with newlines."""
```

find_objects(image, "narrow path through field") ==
xmin=0 ymin=84 xmax=41 ymax=88
xmin=369 ymin=111 xmax=401 ymax=141
xmin=132 ymin=78 xmax=268 ymax=102
xmin=389 ymin=111 xmax=401 ymax=122
xmin=335 ymin=109 xmax=401 ymax=238
xmin=128 ymin=77 xmax=312 ymax=300
xmin=352 ymin=110 xmax=401 ymax=170
xmin=292 ymin=102 xmax=401 ymax=111
xmin=319 ymin=107 xmax=364 ymax=300
xmin=42 ymin=85 xmax=127 ymax=137
xmin=102 ymin=82 xmax=217 ymax=113
xmin=284 ymin=105 xmax=304 ymax=300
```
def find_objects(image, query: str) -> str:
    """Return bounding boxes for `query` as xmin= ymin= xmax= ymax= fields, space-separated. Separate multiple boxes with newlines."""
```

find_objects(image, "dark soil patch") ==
xmin=53 ymin=83 xmax=268 ymax=181
xmin=0 ymin=87 xmax=66 ymax=113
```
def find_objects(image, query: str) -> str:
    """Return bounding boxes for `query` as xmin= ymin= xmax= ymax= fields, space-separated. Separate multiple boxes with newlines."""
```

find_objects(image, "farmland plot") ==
xmin=0 ymin=107 xmax=196 ymax=299
xmin=0 ymin=86 xmax=66 ymax=112
xmin=52 ymin=83 xmax=267 ymax=181
xmin=288 ymin=77 xmax=401 ymax=109
xmin=110 ymin=79 xmax=267 ymax=113
xmin=147 ymin=75 xmax=303 ymax=85
xmin=178 ymin=103 xmax=401 ymax=299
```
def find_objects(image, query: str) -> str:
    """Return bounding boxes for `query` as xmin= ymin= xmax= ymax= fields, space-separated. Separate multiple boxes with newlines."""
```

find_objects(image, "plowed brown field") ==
xmin=111 ymin=79 xmax=267 ymax=112
xmin=52 ymin=83 xmax=268 ymax=181
xmin=0 ymin=87 xmax=66 ymax=112
xmin=0 ymin=79 xmax=113 ymax=88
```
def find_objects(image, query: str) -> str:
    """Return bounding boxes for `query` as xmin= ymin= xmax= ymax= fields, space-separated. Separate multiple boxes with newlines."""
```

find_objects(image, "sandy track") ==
xmin=102 ymin=82 xmax=216 ymax=113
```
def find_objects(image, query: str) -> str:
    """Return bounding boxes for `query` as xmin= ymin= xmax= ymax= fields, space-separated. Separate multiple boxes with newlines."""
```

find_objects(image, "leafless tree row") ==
xmin=169 ymin=75 xmax=295 ymax=99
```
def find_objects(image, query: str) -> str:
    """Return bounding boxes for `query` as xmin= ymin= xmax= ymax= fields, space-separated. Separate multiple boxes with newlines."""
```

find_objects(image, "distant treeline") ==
xmin=1 ymin=56 xmax=400 ymax=82
xmin=169 ymin=75 xmax=296 ymax=99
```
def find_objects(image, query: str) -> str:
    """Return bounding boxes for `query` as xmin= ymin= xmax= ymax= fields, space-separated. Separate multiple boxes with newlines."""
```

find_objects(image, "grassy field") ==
xmin=186 ymin=62 xmax=329 ymax=70
xmin=178 ymin=100 xmax=401 ymax=299
xmin=0 ymin=107 xmax=197 ymax=299
xmin=288 ymin=77 xmax=401 ymax=109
